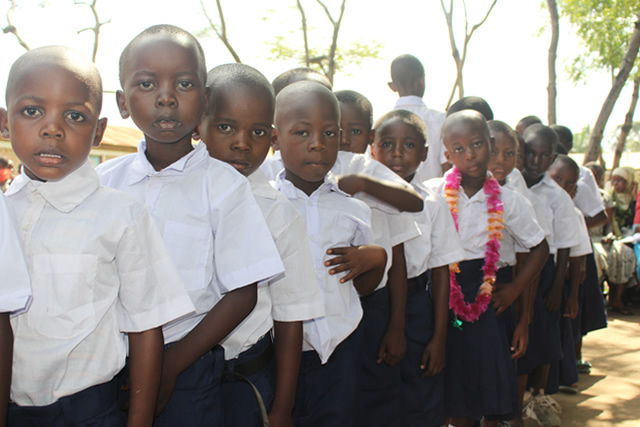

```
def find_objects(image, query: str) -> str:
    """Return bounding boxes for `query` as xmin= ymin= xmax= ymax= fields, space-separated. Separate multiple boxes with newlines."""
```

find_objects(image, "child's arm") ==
xmin=269 ymin=320 xmax=303 ymax=427
xmin=565 ymin=255 xmax=585 ymax=319
xmin=156 ymin=284 xmax=258 ymax=414
xmin=420 ymin=265 xmax=448 ymax=377
xmin=584 ymin=210 xmax=608 ymax=229
xmin=546 ymin=248 xmax=570 ymax=312
xmin=377 ymin=244 xmax=407 ymax=367
xmin=0 ymin=312 xmax=11 ymax=427
xmin=325 ymin=245 xmax=387 ymax=295
xmin=337 ymin=174 xmax=424 ymax=213
xmin=492 ymin=239 xmax=549 ymax=315
xmin=127 ymin=327 xmax=164 ymax=427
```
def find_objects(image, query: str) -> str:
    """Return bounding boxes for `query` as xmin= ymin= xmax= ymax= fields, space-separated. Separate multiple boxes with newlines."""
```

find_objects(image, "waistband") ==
xmin=223 ymin=334 xmax=274 ymax=379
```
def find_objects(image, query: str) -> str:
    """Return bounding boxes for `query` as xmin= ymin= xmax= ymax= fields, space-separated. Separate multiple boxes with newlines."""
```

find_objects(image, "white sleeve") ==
xmin=552 ymin=189 xmax=583 ymax=250
xmin=570 ymin=209 xmax=593 ymax=257
xmin=574 ymin=167 xmax=605 ymax=217
xmin=426 ymin=195 xmax=465 ymax=269
xmin=504 ymin=190 xmax=545 ymax=251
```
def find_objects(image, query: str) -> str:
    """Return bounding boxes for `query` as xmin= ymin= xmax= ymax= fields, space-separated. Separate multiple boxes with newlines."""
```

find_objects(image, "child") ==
xmin=515 ymin=115 xmax=542 ymax=136
xmin=426 ymin=111 xmax=547 ymax=427
xmin=1 ymin=46 xmax=195 ymax=426
xmin=272 ymin=80 xmax=387 ymax=426
xmin=196 ymin=63 xmax=325 ymax=426
xmin=370 ymin=109 xmax=465 ymax=426
xmin=389 ymin=54 xmax=447 ymax=181
xmin=334 ymin=90 xmax=374 ymax=154
xmin=519 ymin=124 xmax=583 ymax=426
xmin=272 ymin=67 xmax=332 ymax=95
xmin=447 ymin=96 xmax=494 ymax=120
xmin=0 ymin=191 xmax=31 ymax=427
xmin=97 ymin=26 xmax=284 ymax=426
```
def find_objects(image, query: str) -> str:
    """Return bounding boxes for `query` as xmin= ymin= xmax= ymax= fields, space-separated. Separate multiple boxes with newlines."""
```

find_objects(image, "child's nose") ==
xmin=231 ymin=132 xmax=251 ymax=151
xmin=156 ymin=88 xmax=177 ymax=108
xmin=309 ymin=135 xmax=326 ymax=151
xmin=40 ymin=119 xmax=64 ymax=139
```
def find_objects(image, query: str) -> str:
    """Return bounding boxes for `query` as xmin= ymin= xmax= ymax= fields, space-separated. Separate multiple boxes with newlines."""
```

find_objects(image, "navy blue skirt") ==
xmin=444 ymin=260 xmax=518 ymax=421
xmin=578 ymin=252 xmax=607 ymax=336
xmin=517 ymin=256 xmax=562 ymax=376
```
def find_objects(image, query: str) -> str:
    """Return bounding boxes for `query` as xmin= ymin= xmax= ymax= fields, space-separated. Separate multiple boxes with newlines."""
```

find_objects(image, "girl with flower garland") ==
xmin=426 ymin=111 xmax=547 ymax=427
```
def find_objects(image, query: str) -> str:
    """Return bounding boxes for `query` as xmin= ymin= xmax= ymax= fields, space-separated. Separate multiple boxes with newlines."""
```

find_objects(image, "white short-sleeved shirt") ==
xmin=528 ymin=172 xmax=582 ymax=252
xmin=0 ymin=192 xmax=31 ymax=314
xmin=6 ymin=161 xmax=194 ymax=406
xmin=570 ymin=207 xmax=593 ymax=257
xmin=426 ymin=171 xmax=545 ymax=262
xmin=405 ymin=180 xmax=465 ymax=278
xmin=505 ymin=168 xmax=554 ymax=255
xmin=275 ymin=171 xmax=373 ymax=364
xmin=220 ymin=170 xmax=325 ymax=360
xmin=97 ymin=142 xmax=284 ymax=344
xmin=393 ymin=95 xmax=447 ymax=182
xmin=574 ymin=166 xmax=605 ymax=217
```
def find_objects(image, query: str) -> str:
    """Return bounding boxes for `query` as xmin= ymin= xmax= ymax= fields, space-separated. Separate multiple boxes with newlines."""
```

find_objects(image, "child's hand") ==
xmin=376 ymin=326 xmax=406 ymax=366
xmin=491 ymin=282 xmax=520 ymax=315
xmin=544 ymin=285 xmax=563 ymax=313
xmin=155 ymin=362 xmax=180 ymax=416
xmin=336 ymin=174 xmax=366 ymax=196
xmin=325 ymin=245 xmax=382 ymax=284
xmin=564 ymin=293 xmax=579 ymax=319
xmin=511 ymin=321 xmax=529 ymax=359
xmin=268 ymin=410 xmax=294 ymax=427
xmin=420 ymin=339 xmax=445 ymax=377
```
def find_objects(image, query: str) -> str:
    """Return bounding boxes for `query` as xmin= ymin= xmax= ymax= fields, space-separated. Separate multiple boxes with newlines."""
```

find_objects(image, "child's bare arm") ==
xmin=337 ymin=174 xmax=424 ymax=213
xmin=0 ymin=312 xmax=11 ymax=427
xmin=547 ymin=248 xmax=570 ymax=312
xmin=584 ymin=210 xmax=607 ymax=229
xmin=325 ymin=245 xmax=387 ymax=295
xmin=421 ymin=265 xmax=449 ymax=377
xmin=127 ymin=327 xmax=163 ymax=426
xmin=565 ymin=256 xmax=585 ymax=319
xmin=377 ymin=244 xmax=407 ymax=366
xmin=269 ymin=320 xmax=303 ymax=427
xmin=156 ymin=284 xmax=258 ymax=413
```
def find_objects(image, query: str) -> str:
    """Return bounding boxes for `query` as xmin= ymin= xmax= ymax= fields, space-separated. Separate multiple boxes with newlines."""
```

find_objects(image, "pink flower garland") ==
xmin=444 ymin=167 xmax=504 ymax=323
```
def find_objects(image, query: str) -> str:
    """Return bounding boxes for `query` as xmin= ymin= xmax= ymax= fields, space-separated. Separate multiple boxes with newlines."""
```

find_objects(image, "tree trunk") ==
xmin=583 ymin=19 xmax=640 ymax=164
xmin=547 ymin=0 xmax=559 ymax=125
xmin=612 ymin=77 xmax=640 ymax=169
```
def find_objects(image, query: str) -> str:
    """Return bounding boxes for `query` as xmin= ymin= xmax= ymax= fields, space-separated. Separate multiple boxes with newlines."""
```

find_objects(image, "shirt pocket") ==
xmin=28 ymin=254 xmax=97 ymax=340
xmin=163 ymin=221 xmax=212 ymax=291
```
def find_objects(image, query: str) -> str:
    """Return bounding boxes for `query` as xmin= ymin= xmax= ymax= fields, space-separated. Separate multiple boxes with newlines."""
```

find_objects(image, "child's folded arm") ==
xmin=325 ymin=244 xmax=387 ymax=295
xmin=337 ymin=173 xmax=424 ymax=213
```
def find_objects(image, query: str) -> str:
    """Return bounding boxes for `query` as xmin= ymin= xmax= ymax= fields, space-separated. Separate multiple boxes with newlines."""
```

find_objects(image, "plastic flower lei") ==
xmin=444 ymin=167 xmax=504 ymax=327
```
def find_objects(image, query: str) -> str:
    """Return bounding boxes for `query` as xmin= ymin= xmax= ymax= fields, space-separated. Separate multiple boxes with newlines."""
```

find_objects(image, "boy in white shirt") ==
xmin=272 ymin=80 xmax=387 ymax=426
xmin=0 ymin=191 xmax=31 ymax=426
xmin=97 ymin=26 xmax=284 ymax=426
xmin=197 ymin=63 xmax=325 ymax=426
xmin=0 ymin=46 xmax=194 ymax=426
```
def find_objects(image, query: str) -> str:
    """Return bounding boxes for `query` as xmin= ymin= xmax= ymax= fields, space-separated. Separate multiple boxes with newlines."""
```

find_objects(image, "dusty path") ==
xmin=524 ymin=309 xmax=640 ymax=426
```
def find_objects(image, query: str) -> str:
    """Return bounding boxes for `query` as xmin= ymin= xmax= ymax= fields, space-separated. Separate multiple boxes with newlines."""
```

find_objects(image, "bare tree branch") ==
xmin=612 ymin=76 xmax=639 ymax=169
xmin=3 ymin=0 xmax=30 ymax=51
xmin=74 ymin=0 xmax=110 ymax=62
xmin=199 ymin=0 xmax=241 ymax=63
xmin=296 ymin=0 xmax=310 ymax=67
xmin=316 ymin=0 xmax=346 ymax=84
xmin=547 ymin=0 xmax=559 ymax=125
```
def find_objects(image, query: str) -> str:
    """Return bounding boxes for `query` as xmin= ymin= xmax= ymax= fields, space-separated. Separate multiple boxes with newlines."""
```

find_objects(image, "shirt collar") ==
xmin=127 ymin=139 xmax=207 ymax=185
xmin=6 ymin=160 xmax=99 ymax=213
xmin=275 ymin=169 xmax=349 ymax=199
xmin=394 ymin=95 xmax=426 ymax=109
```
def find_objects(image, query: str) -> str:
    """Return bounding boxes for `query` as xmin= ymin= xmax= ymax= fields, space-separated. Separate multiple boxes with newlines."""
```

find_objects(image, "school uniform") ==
xmin=0 ymin=192 xmax=31 ymax=315
xmin=393 ymin=96 xmax=447 ymax=181
xmin=518 ymin=172 xmax=583 ymax=376
xmin=395 ymin=180 xmax=464 ymax=427
xmin=275 ymin=170 xmax=373 ymax=427
xmin=97 ymin=142 xmax=284 ymax=426
xmin=574 ymin=166 xmax=605 ymax=218
xmin=427 ymin=171 xmax=545 ymax=421
xmin=220 ymin=169 xmax=325 ymax=426
xmin=6 ymin=161 xmax=194 ymax=426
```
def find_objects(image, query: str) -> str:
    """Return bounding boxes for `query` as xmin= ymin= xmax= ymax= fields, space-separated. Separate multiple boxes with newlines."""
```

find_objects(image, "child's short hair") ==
xmin=272 ymin=67 xmax=332 ymax=95
xmin=550 ymin=124 xmax=573 ymax=151
xmin=119 ymin=24 xmax=207 ymax=86
xmin=206 ymin=63 xmax=275 ymax=105
xmin=524 ymin=123 xmax=558 ymax=153
xmin=448 ymin=96 xmax=494 ymax=120
xmin=374 ymin=110 xmax=428 ymax=145
xmin=552 ymin=154 xmax=579 ymax=177
xmin=390 ymin=54 xmax=424 ymax=87
xmin=7 ymin=46 xmax=103 ymax=111
xmin=488 ymin=120 xmax=517 ymax=143
xmin=335 ymin=90 xmax=373 ymax=128
xmin=516 ymin=115 xmax=542 ymax=131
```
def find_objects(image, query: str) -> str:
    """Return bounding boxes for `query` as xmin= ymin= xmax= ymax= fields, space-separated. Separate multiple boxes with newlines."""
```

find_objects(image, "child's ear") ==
xmin=387 ymin=82 xmax=398 ymax=93
xmin=115 ymin=90 xmax=129 ymax=119
xmin=368 ymin=129 xmax=375 ymax=145
xmin=0 ymin=108 xmax=9 ymax=140
xmin=203 ymin=86 xmax=211 ymax=116
xmin=489 ymin=136 xmax=496 ymax=154
xmin=192 ymin=125 xmax=201 ymax=141
xmin=422 ymin=144 xmax=429 ymax=162
xmin=271 ymin=128 xmax=281 ymax=151
xmin=444 ymin=148 xmax=451 ymax=163
xmin=92 ymin=117 xmax=108 ymax=147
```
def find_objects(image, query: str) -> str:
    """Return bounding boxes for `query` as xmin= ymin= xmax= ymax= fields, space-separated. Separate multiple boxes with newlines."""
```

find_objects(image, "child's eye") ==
xmin=472 ymin=141 xmax=483 ymax=148
xmin=506 ymin=151 xmax=515 ymax=157
xmin=65 ymin=111 xmax=86 ymax=122
xmin=138 ymin=81 xmax=154 ymax=90
xmin=404 ymin=142 xmax=415 ymax=149
xmin=295 ymin=130 xmax=309 ymax=137
xmin=217 ymin=124 xmax=232 ymax=133
xmin=351 ymin=129 xmax=362 ymax=135
xmin=380 ymin=140 xmax=393 ymax=149
xmin=453 ymin=146 xmax=464 ymax=153
xmin=21 ymin=107 xmax=42 ymax=118
xmin=178 ymin=81 xmax=193 ymax=89
xmin=252 ymin=129 xmax=267 ymax=137
xmin=325 ymin=130 xmax=337 ymax=137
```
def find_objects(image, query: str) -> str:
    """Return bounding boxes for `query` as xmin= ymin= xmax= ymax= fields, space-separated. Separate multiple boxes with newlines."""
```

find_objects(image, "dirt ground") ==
xmin=524 ymin=308 xmax=640 ymax=426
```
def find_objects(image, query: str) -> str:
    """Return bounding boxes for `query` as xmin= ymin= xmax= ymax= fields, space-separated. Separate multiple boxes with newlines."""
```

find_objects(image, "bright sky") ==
xmin=1 ymin=0 xmax=635 ymax=149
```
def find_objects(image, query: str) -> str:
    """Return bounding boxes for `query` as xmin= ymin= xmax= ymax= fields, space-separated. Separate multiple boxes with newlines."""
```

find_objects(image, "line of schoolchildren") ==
xmin=0 ymin=24 xmax=607 ymax=427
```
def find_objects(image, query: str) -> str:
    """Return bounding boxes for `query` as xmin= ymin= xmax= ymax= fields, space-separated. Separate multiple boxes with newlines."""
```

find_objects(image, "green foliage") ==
xmin=606 ymin=121 xmax=640 ymax=151
xmin=560 ymin=0 xmax=639 ymax=83
xmin=573 ymin=124 xmax=592 ymax=153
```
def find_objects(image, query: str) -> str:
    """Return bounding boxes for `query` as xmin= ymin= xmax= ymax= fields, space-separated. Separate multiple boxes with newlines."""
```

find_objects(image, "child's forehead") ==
xmin=125 ymin=33 xmax=205 ymax=76
xmin=525 ymin=134 xmax=554 ymax=151
xmin=339 ymin=102 xmax=368 ymax=120
xmin=278 ymin=91 xmax=339 ymax=121
xmin=378 ymin=117 xmax=418 ymax=135
xmin=444 ymin=117 xmax=489 ymax=140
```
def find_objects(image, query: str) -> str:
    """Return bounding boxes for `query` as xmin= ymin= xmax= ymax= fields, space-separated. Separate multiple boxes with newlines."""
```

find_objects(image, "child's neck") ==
xmin=144 ymin=136 xmax=194 ymax=171
xmin=460 ymin=173 xmax=486 ymax=198
xmin=285 ymin=169 xmax=324 ymax=197
xmin=523 ymin=170 xmax=544 ymax=189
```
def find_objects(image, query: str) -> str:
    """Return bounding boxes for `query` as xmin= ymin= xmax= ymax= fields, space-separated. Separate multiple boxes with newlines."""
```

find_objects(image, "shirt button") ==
xmin=307 ymin=201 xmax=313 ymax=207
